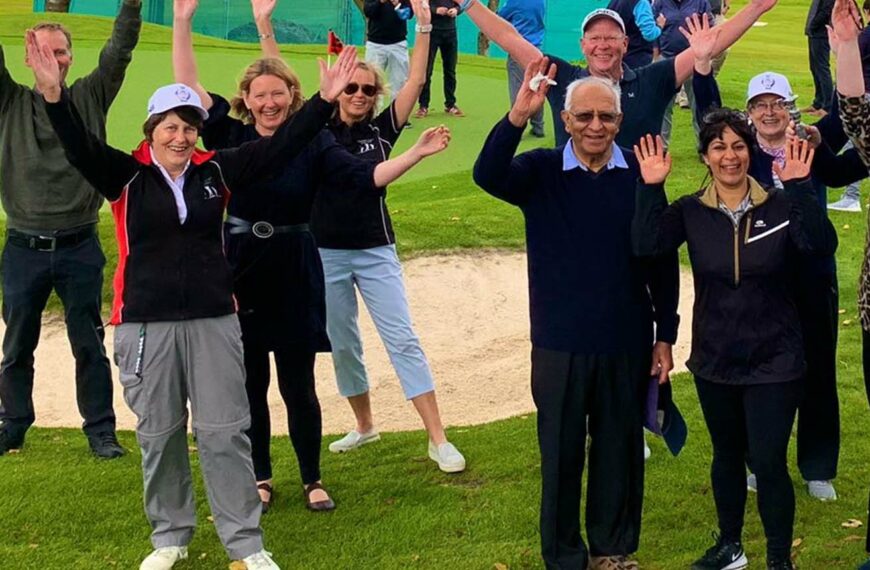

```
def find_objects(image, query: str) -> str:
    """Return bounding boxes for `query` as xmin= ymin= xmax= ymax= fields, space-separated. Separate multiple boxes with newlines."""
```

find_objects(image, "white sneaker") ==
xmin=428 ymin=441 xmax=466 ymax=473
xmin=140 ymin=546 xmax=188 ymax=570
xmin=328 ymin=429 xmax=380 ymax=453
xmin=242 ymin=550 xmax=280 ymax=569
xmin=746 ymin=473 xmax=757 ymax=493
xmin=806 ymin=479 xmax=838 ymax=501
xmin=828 ymin=196 xmax=862 ymax=212
xmin=643 ymin=436 xmax=651 ymax=461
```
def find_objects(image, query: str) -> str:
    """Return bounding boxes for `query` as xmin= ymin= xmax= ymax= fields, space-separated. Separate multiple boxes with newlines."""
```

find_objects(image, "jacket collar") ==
xmin=698 ymin=175 xmax=769 ymax=209
xmin=132 ymin=140 xmax=216 ymax=167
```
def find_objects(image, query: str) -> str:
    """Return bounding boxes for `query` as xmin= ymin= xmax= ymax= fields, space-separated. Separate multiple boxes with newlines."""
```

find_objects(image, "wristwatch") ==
xmin=416 ymin=23 xmax=433 ymax=33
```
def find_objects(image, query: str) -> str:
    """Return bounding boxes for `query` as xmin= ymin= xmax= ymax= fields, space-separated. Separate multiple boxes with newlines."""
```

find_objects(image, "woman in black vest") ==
xmin=27 ymin=28 xmax=356 ymax=570
xmin=173 ymin=0 xmax=452 ymax=510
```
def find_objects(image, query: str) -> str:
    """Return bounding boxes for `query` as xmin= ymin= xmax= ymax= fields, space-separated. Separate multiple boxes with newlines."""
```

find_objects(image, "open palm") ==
xmin=774 ymin=138 xmax=815 ymax=182
xmin=173 ymin=0 xmax=198 ymax=21
xmin=414 ymin=126 xmax=451 ymax=157
xmin=318 ymin=46 xmax=358 ymax=102
xmin=634 ymin=134 xmax=672 ymax=184
xmin=410 ymin=0 xmax=431 ymax=25
xmin=26 ymin=31 xmax=61 ymax=98
xmin=680 ymin=13 xmax=721 ymax=64
xmin=251 ymin=0 xmax=277 ymax=21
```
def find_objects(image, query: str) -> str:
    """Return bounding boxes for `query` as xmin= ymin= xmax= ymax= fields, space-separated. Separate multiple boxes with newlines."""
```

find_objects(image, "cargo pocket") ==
xmin=118 ymin=371 xmax=149 ymax=424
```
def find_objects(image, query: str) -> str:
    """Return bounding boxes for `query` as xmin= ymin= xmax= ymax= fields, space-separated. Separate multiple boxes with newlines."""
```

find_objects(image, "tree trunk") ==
xmin=477 ymin=0 xmax=500 ymax=55
xmin=45 ymin=0 xmax=71 ymax=12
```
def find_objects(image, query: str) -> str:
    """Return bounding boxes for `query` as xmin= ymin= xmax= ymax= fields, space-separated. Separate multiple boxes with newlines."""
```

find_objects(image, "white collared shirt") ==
xmin=150 ymin=146 xmax=190 ymax=224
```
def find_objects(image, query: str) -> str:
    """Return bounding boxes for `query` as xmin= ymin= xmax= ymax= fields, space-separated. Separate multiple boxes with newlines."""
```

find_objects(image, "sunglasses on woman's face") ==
xmin=344 ymin=83 xmax=378 ymax=97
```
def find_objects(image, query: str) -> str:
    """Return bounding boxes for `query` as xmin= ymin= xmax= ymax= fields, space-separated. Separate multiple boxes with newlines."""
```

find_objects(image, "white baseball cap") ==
xmin=746 ymin=72 xmax=797 ymax=104
xmin=146 ymin=83 xmax=209 ymax=120
xmin=582 ymin=9 xmax=626 ymax=34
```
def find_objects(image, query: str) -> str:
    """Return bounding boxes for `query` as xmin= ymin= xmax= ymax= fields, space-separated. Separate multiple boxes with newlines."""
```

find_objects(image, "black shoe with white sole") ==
xmin=691 ymin=533 xmax=748 ymax=570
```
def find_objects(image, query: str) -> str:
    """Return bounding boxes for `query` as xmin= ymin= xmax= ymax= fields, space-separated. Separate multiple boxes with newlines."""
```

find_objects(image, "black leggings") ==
xmin=244 ymin=340 xmax=322 ymax=485
xmin=695 ymin=378 xmax=803 ymax=561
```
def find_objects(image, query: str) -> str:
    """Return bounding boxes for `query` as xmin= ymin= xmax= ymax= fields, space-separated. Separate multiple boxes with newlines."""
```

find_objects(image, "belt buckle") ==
xmin=32 ymin=235 xmax=57 ymax=252
xmin=251 ymin=221 xmax=275 ymax=239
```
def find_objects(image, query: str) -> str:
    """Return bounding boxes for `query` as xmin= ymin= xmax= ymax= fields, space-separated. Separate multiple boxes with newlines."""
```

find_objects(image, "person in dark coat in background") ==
xmin=607 ymin=0 xmax=662 ymax=69
xmin=804 ymin=0 xmax=836 ymax=116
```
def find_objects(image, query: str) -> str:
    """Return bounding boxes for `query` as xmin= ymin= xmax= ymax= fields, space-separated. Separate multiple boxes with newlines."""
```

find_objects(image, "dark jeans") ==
xmin=243 ymin=335 xmax=322 ymax=485
xmin=419 ymin=27 xmax=458 ymax=109
xmin=695 ymin=378 xmax=803 ymax=562
xmin=795 ymin=272 xmax=839 ymax=481
xmin=531 ymin=347 xmax=649 ymax=569
xmin=808 ymin=36 xmax=833 ymax=111
xmin=0 ymin=232 xmax=115 ymax=441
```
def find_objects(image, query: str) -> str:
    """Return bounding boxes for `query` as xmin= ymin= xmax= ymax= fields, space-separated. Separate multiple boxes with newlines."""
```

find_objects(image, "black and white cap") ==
xmin=581 ymin=8 xmax=626 ymax=34
xmin=146 ymin=83 xmax=209 ymax=120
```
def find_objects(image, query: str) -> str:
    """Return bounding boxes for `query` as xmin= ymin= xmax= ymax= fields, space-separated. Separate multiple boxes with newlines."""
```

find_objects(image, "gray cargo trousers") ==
xmin=114 ymin=314 xmax=264 ymax=560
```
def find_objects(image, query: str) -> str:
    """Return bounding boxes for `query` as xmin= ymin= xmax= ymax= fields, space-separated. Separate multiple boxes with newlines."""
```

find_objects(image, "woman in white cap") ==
xmin=25 ymin=30 xmax=357 ymax=570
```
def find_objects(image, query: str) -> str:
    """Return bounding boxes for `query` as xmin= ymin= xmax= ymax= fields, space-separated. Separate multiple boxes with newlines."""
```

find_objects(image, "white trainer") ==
xmin=139 ymin=546 xmax=188 ymax=570
xmin=746 ymin=473 xmax=757 ymax=493
xmin=242 ymin=550 xmax=280 ymax=569
xmin=428 ymin=441 xmax=466 ymax=473
xmin=328 ymin=429 xmax=381 ymax=453
xmin=828 ymin=196 xmax=862 ymax=212
xmin=806 ymin=479 xmax=838 ymax=501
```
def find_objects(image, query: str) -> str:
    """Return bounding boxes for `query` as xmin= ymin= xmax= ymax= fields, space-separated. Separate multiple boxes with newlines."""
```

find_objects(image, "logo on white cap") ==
xmin=746 ymin=72 xmax=797 ymax=104
xmin=146 ymin=83 xmax=209 ymax=121
xmin=582 ymin=8 xmax=626 ymax=34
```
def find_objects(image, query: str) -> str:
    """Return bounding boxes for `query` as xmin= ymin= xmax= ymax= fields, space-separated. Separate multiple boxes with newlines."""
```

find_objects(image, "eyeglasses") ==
xmin=344 ymin=83 xmax=378 ymax=97
xmin=748 ymin=99 xmax=788 ymax=113
xmin=567 ymin=110 xmax=620 ymax=126
xmin=583 ymin=34 xmax=625 ymax=45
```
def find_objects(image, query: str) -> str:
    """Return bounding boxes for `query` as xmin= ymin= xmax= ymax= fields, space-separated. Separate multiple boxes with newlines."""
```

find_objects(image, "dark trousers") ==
xmin=0 ymin=234 xmax=114 ymax=441
xmin=795 ymin=273 xmax=839 ymax=481
xmin=243 ymin=336 xmax=322 ymax=485
xmin=695 ymin=378 xmax=803 ymax=561
xmin=419 ymin=27 xmax=458 ymax=109
xmin=531 ymin=347 xmax=649 ymax=569
xmin=808 ymin=36 xmax=833 ymax=111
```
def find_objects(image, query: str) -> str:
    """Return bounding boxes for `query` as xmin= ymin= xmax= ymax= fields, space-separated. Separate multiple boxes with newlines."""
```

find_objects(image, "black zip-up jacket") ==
xmin=633 ymin=177 xmax=838 ymax=385
xmin=44 ymin=90 xmax=334 ymax=324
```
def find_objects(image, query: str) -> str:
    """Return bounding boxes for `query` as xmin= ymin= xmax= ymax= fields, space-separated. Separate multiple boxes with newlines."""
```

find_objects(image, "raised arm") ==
xmin=394 ymin=0 xmax=432 ymax=124
xmin=28 ymin=32 xmax=138 ymax=200
xmin=632 ymin=134 xmax=686 ymax=256
xmin=252 ymin=0 xmax=281 ymax=59
xmin=776 ymin=138 xmax=838 ymax=256
xmin=451 ymin=0 xmax=541 ymax=69
xmin=0 ymin=44 xmax=24 ymax=113
xmin=634 ymin=0 xmax=663 ymax=42
xmin=680 ymin=13 xmax=723 ymax=124
xmin=373 ymin=126 xmax=450 ymax=186
xmin=172 ymin=0 xmax=214 ymax=109
xmin=473 ymin=57 xmax=555 ymax=205
xmin=830 ymin=0 xmax=865 ymax=97
xmin=77 ymin=0 xmax=142 ymax=110
xmin=674 ymin=0 xmax=778 ymax=85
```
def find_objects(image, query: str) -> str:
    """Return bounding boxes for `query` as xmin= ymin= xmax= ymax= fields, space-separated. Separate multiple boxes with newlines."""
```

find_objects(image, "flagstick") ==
xmin=328 ymin=54 xmax=332 ymax=67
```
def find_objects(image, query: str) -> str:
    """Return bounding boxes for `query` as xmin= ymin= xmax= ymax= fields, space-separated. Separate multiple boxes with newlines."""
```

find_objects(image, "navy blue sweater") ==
xmin=473 ymin=116 xmax=680 ymax=353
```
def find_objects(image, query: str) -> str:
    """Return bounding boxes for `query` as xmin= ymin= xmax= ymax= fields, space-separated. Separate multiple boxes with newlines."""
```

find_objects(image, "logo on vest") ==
xmin=203 ymin=184 xmax=220 ymax=200
xmin=358 ymin=139 xmax=377 ymax=154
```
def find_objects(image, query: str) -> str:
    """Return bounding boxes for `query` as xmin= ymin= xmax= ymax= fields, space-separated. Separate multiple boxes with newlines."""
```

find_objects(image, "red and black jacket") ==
xmin=44 ymin=90 xmax=334 ymax=324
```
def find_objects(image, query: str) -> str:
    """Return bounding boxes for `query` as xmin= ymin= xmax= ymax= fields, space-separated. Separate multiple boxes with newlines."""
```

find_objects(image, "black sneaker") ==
xmin=767 ymin=559 xmax=793 ymax=570
xmin=87 ymin=431 xmax=125 ymax=459
xmin=0 ymin=429 xmax=24 ymax=455
xmin=691 ymin=533 xmax=748 ymax=570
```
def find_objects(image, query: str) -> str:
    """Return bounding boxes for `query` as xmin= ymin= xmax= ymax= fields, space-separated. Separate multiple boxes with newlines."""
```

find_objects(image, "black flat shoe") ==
xmin=304 ymin=482 xmax=335 ymax=512
xmin=257 ymin=482 xmax=273 ymax=514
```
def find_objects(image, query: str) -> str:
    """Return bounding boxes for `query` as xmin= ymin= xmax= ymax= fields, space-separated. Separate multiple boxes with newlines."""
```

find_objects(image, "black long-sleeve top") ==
xmin=365 ymin=0 xmax=411 ymax=44
xmin=201 ymin=93 xmax=376 ymax=350
xmin=633 ymin=176 xmax=838 ymax=384
xmin=44 ymin=90 xmax=334 ymax=324
xmin=473 ymin=115 xmax=680 ymax=354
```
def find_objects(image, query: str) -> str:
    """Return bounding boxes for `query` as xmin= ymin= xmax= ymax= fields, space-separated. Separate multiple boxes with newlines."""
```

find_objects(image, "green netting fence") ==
xmin=34 ymin=0 xmax=606 ymax=60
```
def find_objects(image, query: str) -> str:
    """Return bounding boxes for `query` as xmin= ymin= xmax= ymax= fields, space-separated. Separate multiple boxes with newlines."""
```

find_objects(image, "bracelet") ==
xmin=415 ymin=23 xmax=433 ymax=33
xmin=458 ymin=0 xmax=475 ymax=13
xmin=258 ymin=32 xmax=273 ymax=40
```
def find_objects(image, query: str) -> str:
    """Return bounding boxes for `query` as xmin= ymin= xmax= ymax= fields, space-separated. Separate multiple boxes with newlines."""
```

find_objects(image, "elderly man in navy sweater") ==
xmin=474 ymin=58 xmax=679 ymax=570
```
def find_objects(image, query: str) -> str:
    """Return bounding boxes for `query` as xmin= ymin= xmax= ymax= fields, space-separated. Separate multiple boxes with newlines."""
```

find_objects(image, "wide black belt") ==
xmin=6 ymin=226 xmax=96 ymax=252
xmin=225 ymin=216 xmax=310 ymax=239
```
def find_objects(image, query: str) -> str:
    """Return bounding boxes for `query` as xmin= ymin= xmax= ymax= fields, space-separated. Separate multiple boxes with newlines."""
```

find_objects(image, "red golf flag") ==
xmin=327 ymin=30 xmax=344 ymax=55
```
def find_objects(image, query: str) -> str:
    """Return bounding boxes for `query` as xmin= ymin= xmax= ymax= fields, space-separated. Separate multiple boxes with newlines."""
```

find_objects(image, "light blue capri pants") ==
xmin=319 ymin=245 xmax=435 ymax=400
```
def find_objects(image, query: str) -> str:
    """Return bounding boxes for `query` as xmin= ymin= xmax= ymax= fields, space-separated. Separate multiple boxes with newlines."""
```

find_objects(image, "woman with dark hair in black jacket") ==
xmin=633 ymin=115 xmax=837 ymax=570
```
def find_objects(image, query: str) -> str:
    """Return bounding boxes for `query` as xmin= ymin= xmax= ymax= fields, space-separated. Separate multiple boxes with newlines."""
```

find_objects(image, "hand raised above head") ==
xmin=318 ymin=45 xmax=358 ymax=102
xmin=410 ymin=0 xmax=432 ymax=25
xmin=250 ymin=0 xmax=277 ymax=21
xmin=828 ymin=0 xmax=863 ymax=45
xmin=25 ymin=30 xmax=62 ymax=102
xmin=634 ymin=134 xmax=672 ymax=185
xmin=173 ymin=0 xmax=198 ymax=21
xmin=508 ymin=56 xmax=556 ymax=128
xmin=679 ymin=13 xmax=722 ymax=68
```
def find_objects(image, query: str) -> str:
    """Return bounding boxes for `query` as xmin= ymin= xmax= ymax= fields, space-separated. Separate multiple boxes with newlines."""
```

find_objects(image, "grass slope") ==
xmin=1 ymin=0 xmax=870 ymax=568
